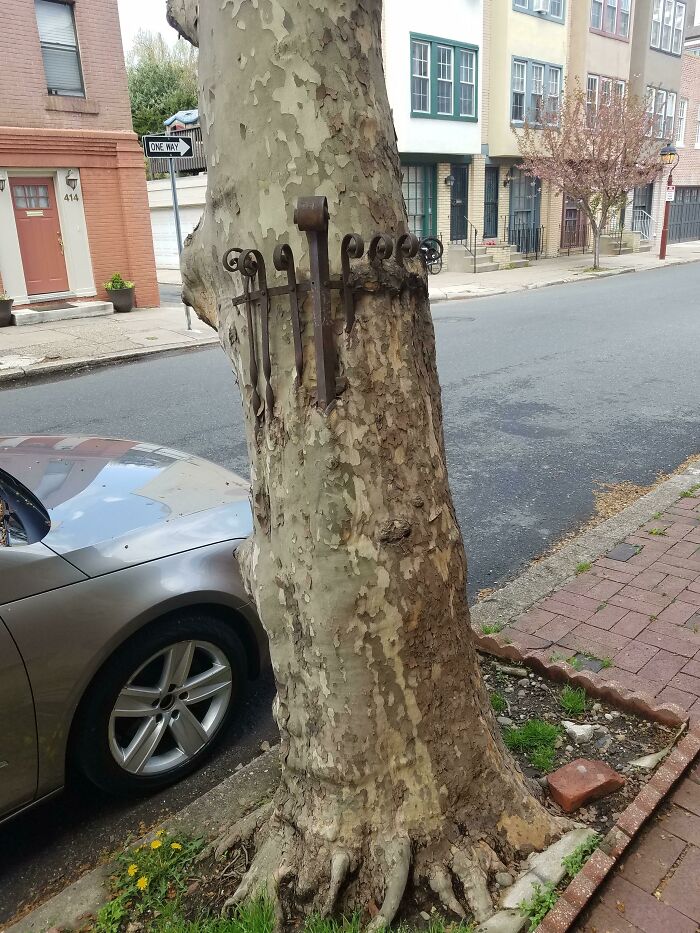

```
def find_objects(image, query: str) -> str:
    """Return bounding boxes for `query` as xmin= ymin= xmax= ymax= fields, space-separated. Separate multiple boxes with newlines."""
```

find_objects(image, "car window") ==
xmin=0 ymin=467 xmax=51 ymax=547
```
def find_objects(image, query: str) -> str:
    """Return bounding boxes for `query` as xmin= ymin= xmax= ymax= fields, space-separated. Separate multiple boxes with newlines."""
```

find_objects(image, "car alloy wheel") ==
xmin=108 ymin=639 xmax=232 ymax=776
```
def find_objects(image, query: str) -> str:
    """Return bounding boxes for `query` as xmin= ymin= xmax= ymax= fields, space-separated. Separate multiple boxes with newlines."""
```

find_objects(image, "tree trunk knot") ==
xmin=378 ymin=519 xmax=412 ymax=544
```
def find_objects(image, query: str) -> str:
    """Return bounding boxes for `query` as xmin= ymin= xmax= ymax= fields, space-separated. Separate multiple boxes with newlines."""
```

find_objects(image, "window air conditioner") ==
xmin=533 ymin=0 xmax=549 ymax=12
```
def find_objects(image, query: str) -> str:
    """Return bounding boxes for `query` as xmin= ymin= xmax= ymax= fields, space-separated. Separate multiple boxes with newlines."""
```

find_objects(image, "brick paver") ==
xmin=504 ymin=493 xmax=700 ymax=726
xmin=576 ymin=768 xmax=700 ymax=932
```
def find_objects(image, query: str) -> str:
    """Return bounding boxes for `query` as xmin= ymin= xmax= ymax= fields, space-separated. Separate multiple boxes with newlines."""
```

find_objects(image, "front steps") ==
xmin=447 ymin=242 xmax=530 ymax=274
xmin=12 ymin=300 xmax=113 ymax=326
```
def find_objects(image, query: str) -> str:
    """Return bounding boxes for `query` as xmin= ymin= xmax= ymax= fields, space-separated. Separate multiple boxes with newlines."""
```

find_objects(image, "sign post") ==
xmin=143 ymin=134 xmax=195 ymax=329
xmin=659 ymin=173 xmax=675 ymax=261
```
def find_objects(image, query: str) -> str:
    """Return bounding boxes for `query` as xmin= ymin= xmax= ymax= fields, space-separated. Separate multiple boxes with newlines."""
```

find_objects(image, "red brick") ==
xmin=688 ymin=580 xmax=700 ymax=594
xmin=658 ymin=601 xmax=700 ymax=626
xmin=539 ymin=598 xmax=597 ymax=623
xmin=670 ymin=672 xmax=700 ymax=696
xmin=547 ymin=759 xmax=625 ymax=813
xmin=616 ymin=802 xmax=649 ymax=837
xmin=538 ymin=616 xmax=581 ymax=642
xmin=617 ymin=586 xmax=675 ymax=609
xmin=638 ymin=650 xmax=688 ymax=683
xmin=508 ymin=630 xmax=553 ymax=651
xmin=674 ymin=498 xmax=700 ymax=510
xmin=613 ymin=641 xmax=659 ymax=673
xmin=562 ymin=577 xmax=601 ymax=596
xmin=577 ymin=901 xmax=636 ymax=932
xmin=649 ymin=618 xmax=700 ymax=644
xmin=660 ymin=806 xmax=700 ymax=846
xmin=599 ymin=667 xmax=661 ymax=696
xmin=512 ymin=608 xmax=557 ymax=634
xmin=594 ymin=558 xmax=639 ymax=578
xmin=610 ymin=594 xmax=669 ymax=616
xmin=660 ymin=845 xmax=700 ymax=921
xmin=591 ymin=566 xmax=640 ymax=586
xmin=633 ymin=569 xmax=669 ymax=591
xmin=603 ymin=825 xmax=633 ymax=859
xmin=637 ymin=628 xmax=697 ymax=658
xmin=667 ymin=541 xmax=700 ymax=559
xmin=571 ymin=623 xmax=631 ymax=650
xmin=588 ymin=605 xmax=631 ymax=631
xmin=587 ymin=579 xmax=626 ymax=600
xmin=655 ymin=575 xmax=693 ymax=598
xmin=682 ymin=658 xmax=700 ymax=678
xmin=537 ymin=897 xmax=580 ymax=932
xmin=655 ymin=686 xmax=697 ymax=711
xmin=599 ymin=875 xmax=696 ymax=933
xmin=672 ymin=778 xmax=700 ymax=816
xmin=619 ymin=825 xmax=686 ymax=892
xmin=611 ymin=612 xmax=652 ymax=639
xmin=658 ymin=553 xmax=700 ymax=573
xmin=554 ymin=590 xmax=606 ymax=613
xmin=675 ymin=589 xmax=700 ymax=608
xmin=654 ymin=562 xmax=699 ymax=582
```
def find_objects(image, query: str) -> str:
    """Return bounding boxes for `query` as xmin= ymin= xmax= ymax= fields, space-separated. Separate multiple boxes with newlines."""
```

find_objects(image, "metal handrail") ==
xmin=503 ymin=216 xmax=545 ymax=259
xmin=632 ymin=208 xmax=653 ymax=241
xmin=465 ymin=220 xmax=479 ymax=273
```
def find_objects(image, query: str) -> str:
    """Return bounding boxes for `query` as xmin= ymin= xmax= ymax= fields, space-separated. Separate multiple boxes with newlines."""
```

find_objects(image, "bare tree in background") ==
xmin=518 ymin=84 xmax=662 ymax=269
xmin=166 ymin=0 xmax=568 ymax=925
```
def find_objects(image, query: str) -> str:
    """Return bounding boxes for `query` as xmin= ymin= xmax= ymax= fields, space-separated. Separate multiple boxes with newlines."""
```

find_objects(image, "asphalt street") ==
xmin=1 ymin=262 xmax=699 ymax=922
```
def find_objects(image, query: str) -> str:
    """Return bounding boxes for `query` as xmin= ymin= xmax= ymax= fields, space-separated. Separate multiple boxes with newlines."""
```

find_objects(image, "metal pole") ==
xmin=659 ymin=169 xmax=673 ymax=261
xmin=170 ymin=159 xmax=192 ymax=329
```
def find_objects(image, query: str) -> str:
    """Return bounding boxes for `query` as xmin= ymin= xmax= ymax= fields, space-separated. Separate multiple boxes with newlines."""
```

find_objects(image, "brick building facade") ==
xmin=0 ymin=0 xmax=159 ymax=309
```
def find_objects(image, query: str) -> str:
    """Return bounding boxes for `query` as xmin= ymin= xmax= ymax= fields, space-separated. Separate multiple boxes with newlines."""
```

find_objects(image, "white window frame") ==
xmin=436 ymin=45 xmax=454 ymax=116
xmin=665 ymin=91 xmax=676 ymax=139
xmin=651 ymin=0 xmax=663 ymax=46
xmin=410 ymin=40 xmax=430 ymax=114
xmin=672 ymin=1 xmax=686 ymax=53
xmin=512 ymin=60 xmax=527 ymax=122
xmin=591 ymin=0 xmax=604 ymax=28
xmin=676 ymin=97 xmax=687 ymax=145
xmin=652 ymin=0 xmax=686 ymax=53
xmin=458 ymin=49 xmax=476 ymax=118
xmin=695 ymin=105 xmax=700 ymax=147
xmin=34 ymin=0 xmax=85 ymax=98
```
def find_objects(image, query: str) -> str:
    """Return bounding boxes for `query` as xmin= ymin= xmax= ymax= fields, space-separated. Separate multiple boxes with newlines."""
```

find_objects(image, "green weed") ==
xmin=680 ymin=483 xmax=700 ymax=498
xmin=559 ymin=686 xmax=587 ymax=717
xmin=575 ymin=561 xmax=592 ymax=575
xmin=490 ymin=691 xmax=508 ymax=713
xmin=562 ymin=834 xmax=602 ymax=879
xmin=518 ymin=882 xmax=559 ymax=931
xmin=504 ymin=719 xmax=560 ymax=773
xmin=481 ymin=622 xmax=504 ymax=635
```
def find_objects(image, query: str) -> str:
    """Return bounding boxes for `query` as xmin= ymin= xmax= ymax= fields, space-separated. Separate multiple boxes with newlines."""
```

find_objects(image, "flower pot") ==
xmin=106 ymin=286 xmax=135 ymax=313
xmin=0 ymin=298 xmax=14 ymax=327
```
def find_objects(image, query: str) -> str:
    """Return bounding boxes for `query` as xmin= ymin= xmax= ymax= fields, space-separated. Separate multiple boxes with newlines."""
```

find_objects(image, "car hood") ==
xmin=0 ymin=436 xmax=253 ymax=575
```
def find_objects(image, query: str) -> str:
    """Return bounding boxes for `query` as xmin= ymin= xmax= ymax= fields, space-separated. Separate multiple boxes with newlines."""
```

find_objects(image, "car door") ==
xmin=0 ymin=619 xmax=37 ymax=817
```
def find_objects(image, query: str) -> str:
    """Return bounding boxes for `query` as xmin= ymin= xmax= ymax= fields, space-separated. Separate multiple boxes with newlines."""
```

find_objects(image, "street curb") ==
xmin=428 ymin=254 xmax=700 ymax=304
xmin=4 ymin=751 xmax=281 ymax=933
xmin=0 ymin=337 xmax=219 ymax=387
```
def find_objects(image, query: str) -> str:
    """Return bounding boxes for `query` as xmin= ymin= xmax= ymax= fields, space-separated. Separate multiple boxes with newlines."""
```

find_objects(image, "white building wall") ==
xmin=147 ymin=175 xmax=206 ymax=270
xmin=383 ymin=0 xmax=483 ymax=157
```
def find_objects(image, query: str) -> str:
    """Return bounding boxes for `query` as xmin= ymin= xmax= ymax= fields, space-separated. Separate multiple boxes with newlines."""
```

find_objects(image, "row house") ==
xmin=382 ymin=0 xmax=697 ymax=268
xmin=661 ymin=39 xmax=700 ymax=242
xmin=0 ymin=0 xmax=158 ymax=315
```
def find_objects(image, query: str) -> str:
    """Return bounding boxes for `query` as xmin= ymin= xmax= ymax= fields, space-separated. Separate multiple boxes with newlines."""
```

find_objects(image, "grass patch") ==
xmin=97 ymin=831 xmax=204 ymax=933
xmin=648 ymin=528 xmax=667 ymax=536
xmin=518 ymin=882 xmax=558 ymax=931
xmin=652 ymin=511 xmax=662 ymax=519
xmin=559 ymin=685 xmax=587 ymax=717
xmin=680 ymin=483 xmax=700 ymax=498
xmin=504 ymin=719 xmax=560 ymax=773
xmin=600 ymin=657 xmax=613 ymax=669
xmin=490 ymin=691 xmax=508 ymax=713
xmin=575 ymin=561 xmax=592 ymax=575
xmin=481 ymin=622 xmax=504 ymax=635
xmin=562 ymin=833 xmax=602 ymax=879
xmin=567 ymin=656 xmax=583 ymax=671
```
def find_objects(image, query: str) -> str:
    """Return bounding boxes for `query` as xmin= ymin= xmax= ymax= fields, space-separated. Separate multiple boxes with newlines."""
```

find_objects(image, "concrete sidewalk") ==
xmin=2 ymin=242 xmax=698 ymax=386
xmin=0 ymin=303 xmax=218 ymax=384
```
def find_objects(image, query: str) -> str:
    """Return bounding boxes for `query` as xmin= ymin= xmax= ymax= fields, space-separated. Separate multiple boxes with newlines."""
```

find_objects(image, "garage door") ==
xmin=668 ymin=187 xmax=700 ymax=243
xmin=149 ymin=206 xmax=201 ymax=268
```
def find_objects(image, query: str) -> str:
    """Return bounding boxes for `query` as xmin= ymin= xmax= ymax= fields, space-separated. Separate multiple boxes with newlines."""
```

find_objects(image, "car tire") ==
xmin=71 ymin=611 xmax=248 ymax=796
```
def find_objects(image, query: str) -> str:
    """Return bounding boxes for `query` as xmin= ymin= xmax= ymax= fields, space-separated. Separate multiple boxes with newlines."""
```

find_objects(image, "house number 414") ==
xmin=64 ymin=193 xmax=80 ymax=202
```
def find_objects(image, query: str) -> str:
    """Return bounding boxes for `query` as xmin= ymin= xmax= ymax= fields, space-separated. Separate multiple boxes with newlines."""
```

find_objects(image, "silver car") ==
xmin=0 ymin=436 xmax=265 ymax=825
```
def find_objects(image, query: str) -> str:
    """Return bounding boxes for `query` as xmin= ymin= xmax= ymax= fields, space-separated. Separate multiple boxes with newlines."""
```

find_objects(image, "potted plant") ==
xmin=0 ymin=293 xmax=13 ymax=327
xmin=104 ymin=273 xmax=136 ymax=313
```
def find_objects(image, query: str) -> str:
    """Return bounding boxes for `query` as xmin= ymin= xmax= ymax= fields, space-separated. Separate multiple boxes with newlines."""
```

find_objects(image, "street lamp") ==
xmin=659 ymin=142 xmax=679 ymax=260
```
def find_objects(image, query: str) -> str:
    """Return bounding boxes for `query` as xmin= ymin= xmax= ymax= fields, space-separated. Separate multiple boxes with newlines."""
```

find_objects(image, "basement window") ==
xmin=35 ymin=0 xmax=85 ymax=98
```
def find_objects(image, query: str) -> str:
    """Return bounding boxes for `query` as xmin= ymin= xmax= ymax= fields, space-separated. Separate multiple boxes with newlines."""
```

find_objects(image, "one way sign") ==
xmin=143 ymin=135 xmax=194 ymax=159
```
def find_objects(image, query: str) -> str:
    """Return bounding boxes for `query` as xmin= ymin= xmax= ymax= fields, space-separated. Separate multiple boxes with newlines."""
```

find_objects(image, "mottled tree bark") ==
xmin=167 ymin=0 xmax=564 ymax=924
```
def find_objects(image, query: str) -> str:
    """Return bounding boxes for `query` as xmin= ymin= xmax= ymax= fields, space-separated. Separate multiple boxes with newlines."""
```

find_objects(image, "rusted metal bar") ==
xmin=273 ymin=243 xmax=303 ymax=384
xmin=340 ymin=233 xmax=364 ymax=332
xmin=294 ymin=196 xmax=336 ymax=410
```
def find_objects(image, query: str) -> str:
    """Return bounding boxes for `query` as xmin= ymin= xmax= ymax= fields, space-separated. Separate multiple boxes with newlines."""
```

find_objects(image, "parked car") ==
xmin=0 ymin=436 xmax=265 ymax=825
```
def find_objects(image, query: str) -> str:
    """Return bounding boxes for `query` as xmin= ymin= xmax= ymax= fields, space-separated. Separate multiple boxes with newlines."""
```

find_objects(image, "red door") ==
xmin=11 ymin=177 xmax=69 ymax=296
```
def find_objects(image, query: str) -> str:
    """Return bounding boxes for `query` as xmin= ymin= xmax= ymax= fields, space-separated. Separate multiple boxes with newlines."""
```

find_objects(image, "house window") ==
xmin=511 ymin=0 xmax=565 ymax=22
xmin=696 ymin=106 xmax=700 ymax=147
xmin=587 ymin=73 xmax=626 ymax=123
xmin=676 ymin=97 xmax=687 ymax=144
xmin=651 ymin=0 xmax=686 ymax=53
xmin=591 ymin=0 xmax=630 ymax=36
xmin=411 ymin=40 xmax=430 ymax=113
xmin=512 ymin=60 xmax=562 ymax=124
xmin=35 ymin=0 xmax=84 ymax=97
xmin=410 ymin=36 xmax=478 ymax=120
xmin=646 ymin=86 xmax=676 ymax=138
xmin=512 ymin=60 xmax=527 ymax=122
xmin=587 ymin=74 xmax=599 ymax=125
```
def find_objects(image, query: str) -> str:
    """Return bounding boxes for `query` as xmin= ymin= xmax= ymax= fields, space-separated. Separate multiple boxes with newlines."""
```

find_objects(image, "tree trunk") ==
xmin=167 ymin=0 xmax=565 ymax=923
xmin=593 ymin=230 xmax=602 ymax=270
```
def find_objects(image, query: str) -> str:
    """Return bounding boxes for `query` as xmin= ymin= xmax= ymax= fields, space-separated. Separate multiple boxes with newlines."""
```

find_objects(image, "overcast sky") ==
xmin=117 ymin=0 xmax=176 ymax=53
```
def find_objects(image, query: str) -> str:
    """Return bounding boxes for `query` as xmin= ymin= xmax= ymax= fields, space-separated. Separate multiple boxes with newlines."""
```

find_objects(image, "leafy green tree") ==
xmin=126 ymin=30 xmax=198 ymax=138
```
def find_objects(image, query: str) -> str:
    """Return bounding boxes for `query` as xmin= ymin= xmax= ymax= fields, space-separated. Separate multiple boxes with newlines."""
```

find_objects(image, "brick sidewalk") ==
xmin=576 ymin=762 xmax=700 ymax=931
xmin=505 ymin=491 xmax=700 ymax=723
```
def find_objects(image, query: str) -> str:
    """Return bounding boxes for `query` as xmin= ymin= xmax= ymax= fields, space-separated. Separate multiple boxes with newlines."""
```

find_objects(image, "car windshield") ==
xmin=0 ymin=467 xmax=51 ymax=546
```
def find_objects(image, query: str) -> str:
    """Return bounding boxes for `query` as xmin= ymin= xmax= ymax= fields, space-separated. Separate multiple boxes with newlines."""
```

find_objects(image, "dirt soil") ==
xmin=171 ymin=655 xmax=677 ymax=927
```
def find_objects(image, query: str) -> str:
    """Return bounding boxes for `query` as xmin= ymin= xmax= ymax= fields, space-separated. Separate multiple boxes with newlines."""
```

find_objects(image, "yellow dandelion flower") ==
xmin=136 ymin=876 xmax=149 ymax=891
xmin=157 ymin=829 xmax=165 ymax=837
xmin=127 ymin=864 xmax=138 ymax=877
xmin=170 ymin=842 xmax=183 ymax=851
xmin=150 ymin=839 xmax=162 ymax=850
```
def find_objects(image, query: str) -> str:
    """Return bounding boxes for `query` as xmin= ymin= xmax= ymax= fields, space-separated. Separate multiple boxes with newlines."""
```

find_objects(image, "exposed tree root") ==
xmin=213 ymin=802 xmax=569 ymax=930
xmin=198 ymin=802 xmax=273 ymax=863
